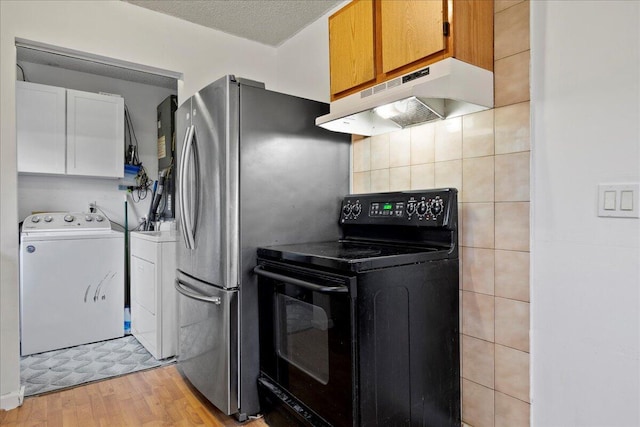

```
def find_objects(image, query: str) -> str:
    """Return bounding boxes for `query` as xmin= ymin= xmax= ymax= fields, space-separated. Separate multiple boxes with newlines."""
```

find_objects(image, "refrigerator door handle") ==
xmin=175 ymin=279 xmax=222 ymax=305
xmin=180 ymin=125 xmax=197 ymax=250
xmin=178 ymin=125 xmax=191 ymax=249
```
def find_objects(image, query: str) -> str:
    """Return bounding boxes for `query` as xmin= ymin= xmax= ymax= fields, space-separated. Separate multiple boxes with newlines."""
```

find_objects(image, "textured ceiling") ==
xmin=124 ymin=0 xmax=342 ymax=47
xmin=16 ymin=1 xmax=342 ymax=89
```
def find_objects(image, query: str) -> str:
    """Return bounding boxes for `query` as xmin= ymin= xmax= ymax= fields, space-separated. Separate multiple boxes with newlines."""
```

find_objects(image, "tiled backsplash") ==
xmin=350 ymin=2 xmax=531 ymax=425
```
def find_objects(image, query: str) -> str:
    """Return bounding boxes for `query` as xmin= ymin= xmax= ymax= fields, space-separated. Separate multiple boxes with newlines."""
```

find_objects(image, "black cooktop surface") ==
xmin=257 ymin=240 xmax=451 ymax=272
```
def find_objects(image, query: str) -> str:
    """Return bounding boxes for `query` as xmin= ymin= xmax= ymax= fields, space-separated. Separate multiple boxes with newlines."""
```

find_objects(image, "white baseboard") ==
xmin=0 ymin=386 xmax=25 ymax=411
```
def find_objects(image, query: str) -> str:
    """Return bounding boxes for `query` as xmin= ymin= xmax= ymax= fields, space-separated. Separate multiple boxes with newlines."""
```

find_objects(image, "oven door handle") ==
xmin=253 ymin=266 xmax=348 ymax=293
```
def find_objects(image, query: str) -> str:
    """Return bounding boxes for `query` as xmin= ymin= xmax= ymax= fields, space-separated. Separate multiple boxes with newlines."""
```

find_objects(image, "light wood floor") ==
xmin=0 ymin=365 xmax=269 ymax=427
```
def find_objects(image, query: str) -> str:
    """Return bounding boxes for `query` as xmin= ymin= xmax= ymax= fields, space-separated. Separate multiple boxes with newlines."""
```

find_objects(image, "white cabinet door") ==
xmin=66 ymin=89 xmax=124 ymax=178
xmin=16 ymin=81 xmax=66 ymax=174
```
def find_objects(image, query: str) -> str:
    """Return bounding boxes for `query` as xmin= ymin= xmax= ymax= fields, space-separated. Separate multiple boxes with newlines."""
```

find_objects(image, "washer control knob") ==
xmin=31 ymin=216 xmax=41 ymax=223
xmin=85 ymin=215 xmax=94 ymax=222
xmin=64 ymin=214 xmax=75 ymax=223
xmin=95 ymin=215 xmax=105 ymax=222
xmin=44 ymin=215 xmax=53 ymax=222
xmin=352 ymin=202 xmax=362 ymax=217
xmin=417 ymin=201 xmax=428 ymax=216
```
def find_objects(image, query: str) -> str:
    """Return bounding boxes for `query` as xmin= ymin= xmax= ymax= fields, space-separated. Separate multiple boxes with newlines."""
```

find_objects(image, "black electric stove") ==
xmin=258 ymin=188 xmax=458 ymax=272
xmin=256 ymin=189 xmax=460 ymax=427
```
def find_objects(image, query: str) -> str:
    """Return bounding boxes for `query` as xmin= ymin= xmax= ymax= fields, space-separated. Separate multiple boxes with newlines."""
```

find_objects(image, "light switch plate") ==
xmin=598 ymin=184 xmax=639 ymax=218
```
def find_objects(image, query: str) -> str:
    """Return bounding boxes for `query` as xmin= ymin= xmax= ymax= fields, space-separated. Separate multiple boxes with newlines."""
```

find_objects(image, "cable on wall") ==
xmin=123 ymin=104 xmax=152 ymax=202
xmin=16 ymin=63 xmax=28 ymax=81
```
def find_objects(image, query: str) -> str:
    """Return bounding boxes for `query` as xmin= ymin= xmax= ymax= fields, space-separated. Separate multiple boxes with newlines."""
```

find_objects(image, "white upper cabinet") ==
xmin=16 ymin=81 xmax=66 ymax=174
xmin=16 ymin=81 xmax=124 ymax=178
xmin=66 ymin=89 xmax=124 ymax=178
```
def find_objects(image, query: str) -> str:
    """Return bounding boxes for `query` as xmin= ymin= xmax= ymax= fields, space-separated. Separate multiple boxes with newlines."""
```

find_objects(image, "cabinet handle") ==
xmin=443 ymin=22 xmax=450 ymax=37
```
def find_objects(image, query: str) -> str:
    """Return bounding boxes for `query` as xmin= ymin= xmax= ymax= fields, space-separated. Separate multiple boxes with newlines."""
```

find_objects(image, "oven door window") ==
xmin=276 ymin=293 xmax=330 ymax=385
xmin=257 ymin=264 xmax=354 ymax=427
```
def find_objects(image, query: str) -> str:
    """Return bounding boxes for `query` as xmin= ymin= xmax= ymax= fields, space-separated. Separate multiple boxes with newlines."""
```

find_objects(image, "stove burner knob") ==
xmin=31 ymin=216 xmax=41 ymax=223
xmin=352 ymin=203 xmax=362 ymax=217
xmin=406 ymin=202 xmax=416 ymax=215
xmin=64 ymin=214 xmax=75 ymax=223
xmin=342 ymin=203 xmax=353 ymax=217
xmin=44 ymin=215 xmax=53 ymax=222
xmin=417 ymin=201 xmax=428 ymax=216
xmin=95 ymin=215 xmax=105 ymax=222
xmin=429 ymin=199 xmax=444 ymax=217
xmin=85 ymin=215 xmax=94 ymax=222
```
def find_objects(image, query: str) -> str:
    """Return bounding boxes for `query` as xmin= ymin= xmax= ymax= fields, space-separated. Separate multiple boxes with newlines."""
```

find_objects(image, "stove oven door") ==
xmin=255 ymin=261 xmax=356 ymax=427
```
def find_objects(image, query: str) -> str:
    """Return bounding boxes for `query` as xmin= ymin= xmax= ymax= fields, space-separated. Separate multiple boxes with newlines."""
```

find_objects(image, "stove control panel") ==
xmin=22 ymin=212 xmax=111 ymax=233
xmin=340 ymin=189 xmax=457 ymax=227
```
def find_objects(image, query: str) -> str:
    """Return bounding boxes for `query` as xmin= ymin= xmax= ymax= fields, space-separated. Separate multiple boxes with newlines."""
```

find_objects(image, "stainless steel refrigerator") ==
xmin=174 ymin=75 xmax=350 ymax=421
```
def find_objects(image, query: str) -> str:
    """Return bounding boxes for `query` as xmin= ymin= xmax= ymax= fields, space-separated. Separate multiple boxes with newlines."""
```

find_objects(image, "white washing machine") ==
xmin=20 ymin=212 xmax=124 ymax=356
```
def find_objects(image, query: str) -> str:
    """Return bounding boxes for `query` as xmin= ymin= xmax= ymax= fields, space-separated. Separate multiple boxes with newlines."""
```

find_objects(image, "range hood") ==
xmin=316 ymin=58 xmax=493 ymax=136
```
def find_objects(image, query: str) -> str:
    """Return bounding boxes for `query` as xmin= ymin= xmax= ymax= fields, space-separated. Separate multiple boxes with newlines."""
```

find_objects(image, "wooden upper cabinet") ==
xmin=329 ymin=0 xmax=375 ymax=96
xmin=329 ymin=0 xmax=493 ymax=100
xmin=449 ymin=0 xmax=494 ymax=72
xmin=380 ymin=0 xmax=444 ymax=74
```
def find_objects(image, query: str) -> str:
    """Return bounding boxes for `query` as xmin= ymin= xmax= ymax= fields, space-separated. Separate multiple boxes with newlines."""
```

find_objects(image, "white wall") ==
xmin=1 ymin=0 xmax=323 ymax=409
xmin=531 ymin=2 xmax=640 ymax=425
xmin=273 ymin=1 xmax=348 ymax=103
xmin=17 ymin=62 xmax=176 ymax=228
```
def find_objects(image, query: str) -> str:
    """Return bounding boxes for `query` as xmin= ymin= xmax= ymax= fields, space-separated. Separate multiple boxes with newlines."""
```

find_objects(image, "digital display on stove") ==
xmin=370 ymin=201 xmax=404 ymax=217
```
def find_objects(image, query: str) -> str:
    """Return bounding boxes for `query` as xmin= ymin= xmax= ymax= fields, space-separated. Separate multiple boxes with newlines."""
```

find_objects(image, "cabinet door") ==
xmin=380 ymin=0 xmax=445 ymax=74
xmin=329 ymin=0 xmax=375 ymax=96
xmin=66 ymin=89 xmax=124 ymax=178
xmin=16 ymin=81 xmax=66 ymax=174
